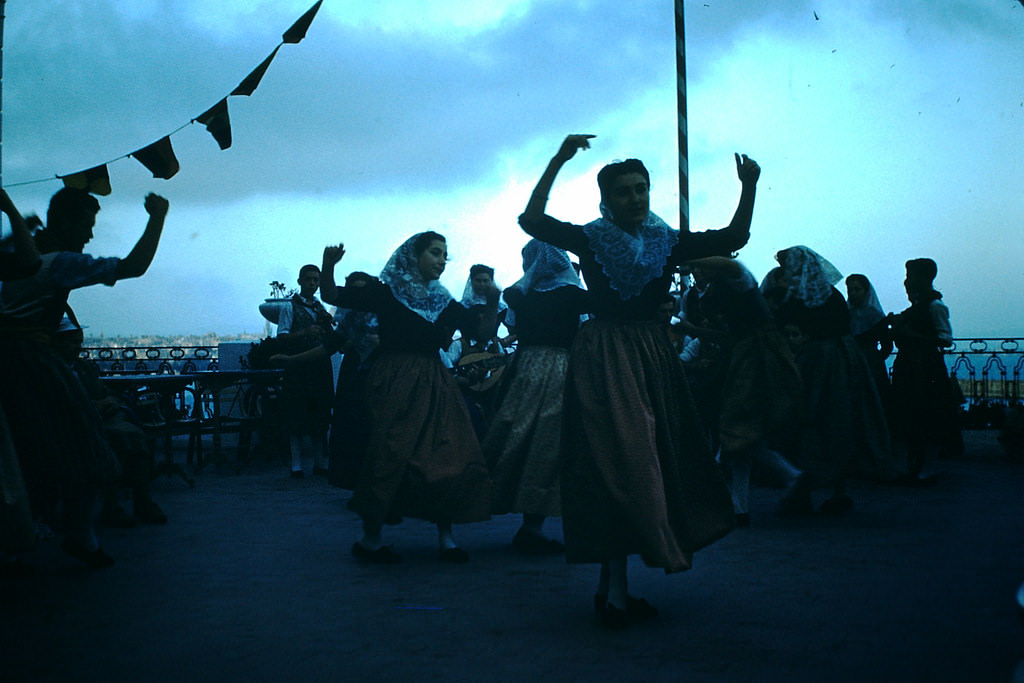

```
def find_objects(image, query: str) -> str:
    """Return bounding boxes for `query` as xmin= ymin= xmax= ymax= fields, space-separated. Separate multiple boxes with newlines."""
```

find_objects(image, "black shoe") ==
xmin=438 ymin=547 xmax=469 ymax=564
xmin=313 ymin=466 xmax=329 ymax=477
xmin=290 ymin=469 xmax=304 ymax=479
xmin=512 ymin=529 xmax=565 ymax=555
xmin=625 ymin=596 xmax=659 ymax=620
xmin=60 ymin=538 xmax=115 ymax=569
xmin=351 ymin=542 xmax=402 ymax=564
xmin=594 ymin=594 xmax=659 ymax=621
xmin=734 ymin=513 xmax=751 ymax=528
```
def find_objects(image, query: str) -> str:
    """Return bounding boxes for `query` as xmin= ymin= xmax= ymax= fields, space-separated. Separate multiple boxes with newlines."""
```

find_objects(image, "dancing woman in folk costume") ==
xmin=326 ymin=303 xmax=378 ymax=490
xmin=481 ymin=239 xmax=590 ymax=555
xmin=683 ymin=256 xmax=806 ymax=525
xmin=846 ymin=273 xmax=895 ymax=429
xmin=319 ymin=232 xmax=495 ymax=564
xmin=771 ymin=246 xmax=899 ymax=513
xmin=518 ymin=134 xmax=761 ymax=628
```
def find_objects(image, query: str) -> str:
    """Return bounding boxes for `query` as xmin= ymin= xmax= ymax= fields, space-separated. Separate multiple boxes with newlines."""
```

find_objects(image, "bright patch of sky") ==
xmin=3 ymin=0 xmax=1023 ymax=338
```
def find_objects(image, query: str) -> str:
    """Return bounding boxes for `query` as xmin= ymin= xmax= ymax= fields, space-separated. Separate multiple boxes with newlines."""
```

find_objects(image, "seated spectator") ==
xmin=52 ymin=315 xmax=167 ymax=526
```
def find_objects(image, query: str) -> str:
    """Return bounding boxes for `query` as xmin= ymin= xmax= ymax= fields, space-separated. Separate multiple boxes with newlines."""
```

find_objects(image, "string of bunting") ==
xmin=10 ymin=1 xmax=322 ymax=196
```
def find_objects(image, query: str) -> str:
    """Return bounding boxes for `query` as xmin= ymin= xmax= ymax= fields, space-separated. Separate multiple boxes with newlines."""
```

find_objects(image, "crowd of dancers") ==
xmin=255 ymin=134 xmax=960 ymax=629
xmin=0 ymin=134 xmax=962 ymax=631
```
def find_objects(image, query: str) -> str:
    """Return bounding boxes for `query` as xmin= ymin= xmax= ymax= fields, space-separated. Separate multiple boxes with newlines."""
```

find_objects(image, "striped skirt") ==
xmin=482 ymin=345 xmax=569 ymax=517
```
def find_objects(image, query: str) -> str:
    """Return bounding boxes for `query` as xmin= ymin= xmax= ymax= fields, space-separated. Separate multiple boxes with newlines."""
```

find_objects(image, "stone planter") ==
xmin=259 ymin=298 xmax=291 ymax=325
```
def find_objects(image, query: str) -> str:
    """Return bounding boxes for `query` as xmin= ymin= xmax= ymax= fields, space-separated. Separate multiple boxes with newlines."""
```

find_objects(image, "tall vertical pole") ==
xmin=0 ymin=0 xmax=6 ymax=189
xmin=675 ymin=0 xmax=689 ymax=232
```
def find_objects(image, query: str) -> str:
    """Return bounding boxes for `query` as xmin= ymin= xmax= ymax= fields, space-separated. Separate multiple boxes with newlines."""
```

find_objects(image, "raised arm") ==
xmin=723 ymin=153 xmax=761 ymax=242
xmin=520 ymin=135 xmax=595 ymax=254
xmin=674 ymin=154 xmax=760 ymax=262
xmin=522 ymin=134 xmax=595 ymax=222
xmin=0 ymin=189 xmax=41 ymax=277
xmin=320 ymin=243 xmax=345 ymax=305
xmin=115 ymin=193 xmax=168 ymax=280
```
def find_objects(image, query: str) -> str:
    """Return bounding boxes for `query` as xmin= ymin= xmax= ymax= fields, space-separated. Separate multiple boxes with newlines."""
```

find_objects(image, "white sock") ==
xmin=607 ymin=556 xmax=628 ymax=609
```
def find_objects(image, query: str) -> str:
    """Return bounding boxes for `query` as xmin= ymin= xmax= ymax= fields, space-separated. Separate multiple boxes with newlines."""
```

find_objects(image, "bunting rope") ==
xmin=675 ymin=0 xmax=689 ymax=233
xmin=2 ymin=1 xmax=322 ymax=196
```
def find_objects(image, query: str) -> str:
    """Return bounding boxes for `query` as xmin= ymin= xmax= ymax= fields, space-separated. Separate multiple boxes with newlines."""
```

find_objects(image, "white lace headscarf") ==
xmin=845 ymin=274 xmax=885 ymax=336
xmin=510 ymin=239 xmax=582 ymax=294
xmin=775 ymin=245 xmax=843 ymax=308
xmin=582 ymin=204 xmax=678 ymax=300
xmin=378 ymin=232 xmax=453 ymax=322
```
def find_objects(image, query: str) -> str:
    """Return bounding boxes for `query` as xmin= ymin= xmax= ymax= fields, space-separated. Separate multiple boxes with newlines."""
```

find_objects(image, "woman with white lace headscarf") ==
xmin=319 ymin=232 xmax=496 ymax=564
xmin=519 ymin=134 xmax=761 ymax=628
xmin=773 ymin=247 xmax=901 ymax=513
xmin=846 ymin=273 xmax=894 ymax=427
xmin=481 ymin=239 xmax=589 ymax=555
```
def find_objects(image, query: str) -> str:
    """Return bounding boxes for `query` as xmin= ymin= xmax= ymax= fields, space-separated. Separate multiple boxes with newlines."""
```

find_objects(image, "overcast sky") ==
xmin=2 ymin=0 xmax=1023 ymax=338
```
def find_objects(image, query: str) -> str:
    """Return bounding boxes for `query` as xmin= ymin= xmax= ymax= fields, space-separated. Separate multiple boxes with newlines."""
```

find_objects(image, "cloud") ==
xmin=4 ymin=0 xmax=1023 ymax=337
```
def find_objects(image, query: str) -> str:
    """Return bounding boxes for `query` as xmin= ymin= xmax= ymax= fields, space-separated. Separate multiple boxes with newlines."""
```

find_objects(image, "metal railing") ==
xmin=943 ymin=338 xmax=1023 ymax=405
xmin=78 ymin=337 xmax=1024 ymax=431
xmin=80 ymin=345 xmax=218 ymax=375
xmin=941 ymin=338 xmax=1024 ymax=429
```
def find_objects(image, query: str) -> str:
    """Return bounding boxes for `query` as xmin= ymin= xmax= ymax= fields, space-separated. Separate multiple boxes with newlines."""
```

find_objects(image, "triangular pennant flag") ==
xmin=231 ymin=46 xmax=280 ymax=96
xmin=60 ymin=164 xmax=112 ymax=196
xmin=131 ymin=136 xmax=180 ymax=179
xmin=282 ymin=1 xmax=323 ymax=44
xmin=196 ymin=98 xmax=233 ymax=150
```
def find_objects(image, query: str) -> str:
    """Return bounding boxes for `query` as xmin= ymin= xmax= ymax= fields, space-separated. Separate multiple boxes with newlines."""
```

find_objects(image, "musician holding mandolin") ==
xmin=445 ymin=296 xmax=511 ymax=438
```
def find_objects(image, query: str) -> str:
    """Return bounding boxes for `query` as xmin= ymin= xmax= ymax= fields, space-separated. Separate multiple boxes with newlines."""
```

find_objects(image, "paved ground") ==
xmin=2 ymin=430 xmax=1022 ymax=683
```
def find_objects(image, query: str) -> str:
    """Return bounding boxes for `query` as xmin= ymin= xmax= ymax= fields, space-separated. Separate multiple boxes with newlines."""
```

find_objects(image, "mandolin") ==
xmin=454 ymin=349 xmax=512 ymax=393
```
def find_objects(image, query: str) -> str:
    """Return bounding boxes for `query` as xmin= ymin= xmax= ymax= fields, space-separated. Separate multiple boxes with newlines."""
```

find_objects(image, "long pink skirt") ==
xmin=561 ymin=320 xmax=734 ymax=571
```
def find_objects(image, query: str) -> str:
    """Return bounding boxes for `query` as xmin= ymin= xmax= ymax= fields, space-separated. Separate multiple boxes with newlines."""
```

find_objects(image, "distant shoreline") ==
xmin=82 ymin=333 xmax=265 ymax=348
